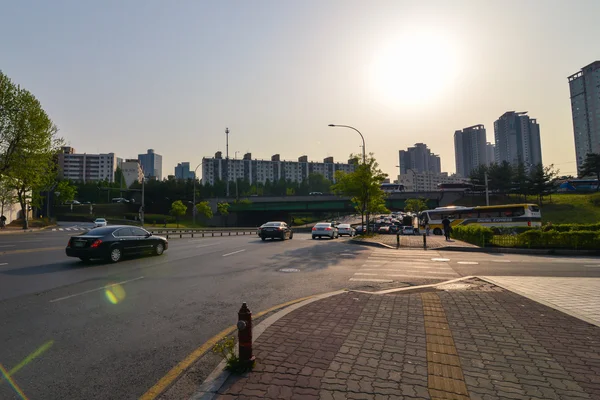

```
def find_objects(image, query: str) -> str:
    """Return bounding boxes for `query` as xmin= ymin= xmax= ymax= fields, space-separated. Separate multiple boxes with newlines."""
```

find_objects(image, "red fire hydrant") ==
xmin=237 ymin=302 xmax=255 ymax=365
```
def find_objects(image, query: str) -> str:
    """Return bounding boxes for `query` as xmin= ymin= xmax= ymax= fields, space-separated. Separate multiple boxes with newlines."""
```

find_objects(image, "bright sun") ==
xmin=371 ymin=31 xmax=459 ymax=106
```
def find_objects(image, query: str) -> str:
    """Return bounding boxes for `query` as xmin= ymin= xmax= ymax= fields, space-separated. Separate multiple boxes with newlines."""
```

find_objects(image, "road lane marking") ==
xmin=222 ymin=249 xmax=246 ymax=257
xmin=354 ymin=274 xmax=454 ymax=280
xmin=360 ymin=266 xmax=455 ymax=271
xmin=49 ymin=276 xmax=145 ymax=303
xmin=0 ymin=245 xmax=16 ymax=248
xmin=195 ymin=241 xmax=223 ymax=248
xmin=431 ymin=258 xmax=451 ymax=262
xmin=359 ymin=269 xmax=456 ymax=275
xmin=490 ymin=259 xmax=512 ymax=263
xmin=1 ymin=246 xmax=63 ymax=256
xmin=457 ymin=261 xmax=479 ymax=265
xmin=0 ymin=263 xmax=7 ymax=266
xmin=585 ymin=265 xmax=600 ymax=268
xmin=139 ymin=295 xmax=315 ymax=400
xmin=349 ymin=278 xmax=393 ymax=282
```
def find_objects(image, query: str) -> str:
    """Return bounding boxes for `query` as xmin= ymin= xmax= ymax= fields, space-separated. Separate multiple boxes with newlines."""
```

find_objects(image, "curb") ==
xmin=349 ymin=238 xmax=395 ymax=249
xmin=0 ymin=225 xmax=57 ymax=235
xmin=438 ymin=245 xmax=600 ymax=256
xmin=189 ymin=290 xmax=346 ymax=400
xmin=479 ymin=276 xmax=600 ymax=328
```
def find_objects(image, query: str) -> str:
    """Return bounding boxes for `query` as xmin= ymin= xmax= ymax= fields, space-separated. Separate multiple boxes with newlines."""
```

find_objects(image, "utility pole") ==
xmin=226 ymin=127 xmax=230 ymax=197
xmin=484 ymin=172 xmax=490 ymax=206
xmin=141 ymin=176 xmax=145 ymax=226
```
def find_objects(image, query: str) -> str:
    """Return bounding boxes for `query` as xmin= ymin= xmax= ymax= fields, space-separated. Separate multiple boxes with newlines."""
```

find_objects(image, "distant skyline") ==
xmin=2 ymin=0 xmax=599 ymax=179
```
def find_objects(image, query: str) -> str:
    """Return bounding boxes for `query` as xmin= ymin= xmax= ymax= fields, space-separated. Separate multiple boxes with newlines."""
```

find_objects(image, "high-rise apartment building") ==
xmin=138 ymin=149 xmax=162 ymax=180
xmin=397 ymin=171 xmax=468 ymax=192
xmin=398 ymin=143 xmax=441 ymax=175
xmin=494 ymin=112 xmax=542 ymax=168
xmin=454 ymin=125 xmax=487 ymax=177
xmin=202 ymin=152 xmax=356 ymax=186
xmin=568 ymin=61 xmax=600 ymax=175
xmin=486 ymin=143 xmax=496 ymax=166
xmin=174 ymin=162 xmax=196 ymax=180
xmin=57 ymin=146 xmax=117 ymax=183
xmin=121 ymin=159 xmax=144 ymax=188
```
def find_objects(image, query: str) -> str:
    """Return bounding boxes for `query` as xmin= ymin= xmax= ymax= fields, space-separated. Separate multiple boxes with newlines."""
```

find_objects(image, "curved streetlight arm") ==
xmin=328 ymin=124 xmax=366 ymax=164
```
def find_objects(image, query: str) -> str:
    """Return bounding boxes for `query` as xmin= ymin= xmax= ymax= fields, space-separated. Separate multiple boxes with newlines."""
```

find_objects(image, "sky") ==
xmin=1 ymin=0 xmax=599 ymax=179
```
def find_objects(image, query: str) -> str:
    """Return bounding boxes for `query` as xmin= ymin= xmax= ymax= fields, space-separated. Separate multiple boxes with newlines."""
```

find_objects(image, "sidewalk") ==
xmin=201 ymin=278 xmax=600 ymax=399
xmin=354 ymin=233 xmax=478 ymax=250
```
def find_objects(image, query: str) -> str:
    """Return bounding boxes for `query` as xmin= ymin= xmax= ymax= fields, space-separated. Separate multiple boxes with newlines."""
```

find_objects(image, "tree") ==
xmin=404 ymin=198 xmax=428 ymax=226
xmin=469 ymin=164 xmax=488 ymax=190
xmin=487 ymin=161 xmax=513 ymax=193
xmin=307 ymin=173 xmax=331 ymax=194
xmin=0 ymin=177 xmax=16 ymax=218
xmin=528 ymin=163 xmax=558 ymax=205
xmin=55 ymin=180 xmax=77 ymax=204
xmin=196 ymin=201 xmax=213 ymax=219
xmin=170 ymin=200 xmax=187 ymax=228
xmin=579 ymin=153 xmax=600 ymax=191
xmin=217 ymin=202 xmax=230 ymax=215
xmin=332 ymin=153 xmax=388 ymax=233
xmin=512 ymin=163 xmax=529 ymax=199
xmin=4 ymin=85 xmax=62 ymax=229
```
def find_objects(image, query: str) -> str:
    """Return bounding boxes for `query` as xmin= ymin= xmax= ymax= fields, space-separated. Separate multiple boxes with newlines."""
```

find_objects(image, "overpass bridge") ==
xmin=217 ymin=191 xmax=464 ymax=212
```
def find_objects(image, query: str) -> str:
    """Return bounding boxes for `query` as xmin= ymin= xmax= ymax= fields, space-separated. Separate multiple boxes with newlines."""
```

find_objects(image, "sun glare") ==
xmin=371 ymin=31 xmax=459 ymax=106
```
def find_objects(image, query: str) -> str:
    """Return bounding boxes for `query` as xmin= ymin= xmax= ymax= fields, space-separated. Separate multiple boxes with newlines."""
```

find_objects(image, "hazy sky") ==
xmin=2 ymin=0 xmax=598 ymax=179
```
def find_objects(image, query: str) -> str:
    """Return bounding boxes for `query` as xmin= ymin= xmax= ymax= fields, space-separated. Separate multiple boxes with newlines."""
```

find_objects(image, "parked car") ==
xmin=402 ymin=226 xmax=416 ymax=235
xmin=337 ymin=224 xmax=355 ymax=237
xmin=312 ymin=222 xmax=339 ymax=239
xmin=378 ymin=225 xmax=391 ymax=234
xmin=65 ymin=226 xmax=167 ymax=263
xmin=258 ymin=221 xmax=293 ymax=241
xmin=355 ymin=225 xmax=366 ymax=234
xmin=389 ymin=225 xmax=401 ymax=234
xmin=64 ymin=200 xmax=81 ymax=205
xmin=94 ymin=218 xmax=107 ymax=227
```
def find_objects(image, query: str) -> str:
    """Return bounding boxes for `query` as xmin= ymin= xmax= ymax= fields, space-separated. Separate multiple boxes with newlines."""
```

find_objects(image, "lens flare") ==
xmin=0 ymin=363 xmax=28 ymax=400
xmin=104 ymin=283 xmax=126 ymax=304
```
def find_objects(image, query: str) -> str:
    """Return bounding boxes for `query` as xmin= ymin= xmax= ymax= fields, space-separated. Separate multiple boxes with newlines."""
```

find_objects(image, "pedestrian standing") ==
xmin=441 ymin=217 xmax=451 ymax=241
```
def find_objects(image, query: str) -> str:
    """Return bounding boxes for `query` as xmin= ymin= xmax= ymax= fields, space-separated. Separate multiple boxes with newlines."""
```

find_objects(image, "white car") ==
xmin=312 ymin=222 xmax=339 ymax=240
xmin=401 ymin=226 xmax=416 ymax=235
xmin=94 ymin=218 xmax=107 ymax=227
xmin=337 ymin=224 xmax=355 ymax=237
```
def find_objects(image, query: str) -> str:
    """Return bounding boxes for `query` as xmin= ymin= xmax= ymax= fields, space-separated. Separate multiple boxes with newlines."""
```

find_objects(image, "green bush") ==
xmin=542 ymin=223 xmax=600 ymax=232
xmin=451 ymin=225 xmax=494 ymax=246
xmin=492 ymin=226 xmax=537 ymax=235
xmin=517 ymin=230 xmax=600 ymax=249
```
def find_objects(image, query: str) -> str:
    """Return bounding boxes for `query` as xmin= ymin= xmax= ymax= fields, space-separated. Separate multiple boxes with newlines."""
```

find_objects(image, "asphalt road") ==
xmin=1 ymin=224 xmax=599 ymax=400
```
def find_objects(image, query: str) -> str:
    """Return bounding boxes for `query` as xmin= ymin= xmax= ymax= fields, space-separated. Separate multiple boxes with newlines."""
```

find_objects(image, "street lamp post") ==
xmin=192 ymin=162 xmax=201 ymax=227
xmin=328 ymin=124 xmax=368 ymax=232
xmin=328 ymin=124 xmax=366 ymax=164
xmin=225 ymin=127 xmax=230 ymax=197
xmin=234 ymin=151 xmax=240 ymax=201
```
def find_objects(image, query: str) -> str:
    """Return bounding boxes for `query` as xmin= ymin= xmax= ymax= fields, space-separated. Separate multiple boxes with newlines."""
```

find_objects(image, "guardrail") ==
xmin=147 ymin=228 xmax=258 ymax=239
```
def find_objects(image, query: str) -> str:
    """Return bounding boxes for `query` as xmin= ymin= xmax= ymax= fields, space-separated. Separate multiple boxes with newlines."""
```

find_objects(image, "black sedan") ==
xmin=66 ymin=225 xmax=168 ymax=263
xmin=258 ymin=221 xmax=294 ymax=241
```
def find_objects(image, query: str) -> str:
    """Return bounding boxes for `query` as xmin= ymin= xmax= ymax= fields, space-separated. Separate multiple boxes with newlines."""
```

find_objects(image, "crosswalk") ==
xmin=350 ymin=249 xmax=460 ymax=283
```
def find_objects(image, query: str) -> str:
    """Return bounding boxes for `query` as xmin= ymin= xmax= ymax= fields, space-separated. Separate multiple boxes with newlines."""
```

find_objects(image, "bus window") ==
xmin=529 ymin=205 xmax=540 ymax=213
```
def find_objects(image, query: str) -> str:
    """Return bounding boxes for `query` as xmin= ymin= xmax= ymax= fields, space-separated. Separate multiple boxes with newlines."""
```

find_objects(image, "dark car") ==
xmin=258 ymin=221 xmax=293 ymax=241
xmin=66 ymin=226 xmax=168 ymax=263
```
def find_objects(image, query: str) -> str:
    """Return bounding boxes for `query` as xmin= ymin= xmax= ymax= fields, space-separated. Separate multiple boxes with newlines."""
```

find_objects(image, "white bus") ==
xmin=420 ymin=204 xmax=541 ymax=235
xmin=381 ymin=183 xmax=405 ymax=193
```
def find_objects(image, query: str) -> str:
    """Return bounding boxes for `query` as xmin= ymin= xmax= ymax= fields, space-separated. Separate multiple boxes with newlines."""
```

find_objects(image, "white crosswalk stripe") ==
xmin=350 ymin=249 xmax=460 ymax=282
xmin=52 ymin=227 xmax=89 ymax=232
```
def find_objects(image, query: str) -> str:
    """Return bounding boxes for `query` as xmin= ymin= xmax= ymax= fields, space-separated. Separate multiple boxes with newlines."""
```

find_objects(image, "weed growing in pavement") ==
xmin=212 ymin=336 xmax=254 ymax=374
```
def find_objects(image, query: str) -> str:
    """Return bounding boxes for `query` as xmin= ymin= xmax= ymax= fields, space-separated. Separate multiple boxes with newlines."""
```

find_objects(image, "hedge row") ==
xmin=542 ymin=223 xmax=600 ymax=232
xmin=450 ymin=225 xmax=494 ymax=247
xmin=516 ymin=230 xmax=600 ymax=250
xmin=123 ymin=213 xmax=176 ymax=224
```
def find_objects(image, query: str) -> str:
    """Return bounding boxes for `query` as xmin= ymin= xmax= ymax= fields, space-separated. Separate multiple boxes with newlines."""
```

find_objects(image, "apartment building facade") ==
xmin=57 ymin=146 xmax=117 ymax=183
xmin=494 ymin=111 xmax=542 ymax=168
xmin=202 ymin=152 xmax=356 ymax=186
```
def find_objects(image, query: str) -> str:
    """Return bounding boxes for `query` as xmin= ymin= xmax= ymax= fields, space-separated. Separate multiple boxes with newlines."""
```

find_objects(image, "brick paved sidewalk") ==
xmin=353 ymin=233 xmax=478 ymax=250
xmin=213 ymin=279 xmax=600 ymax=399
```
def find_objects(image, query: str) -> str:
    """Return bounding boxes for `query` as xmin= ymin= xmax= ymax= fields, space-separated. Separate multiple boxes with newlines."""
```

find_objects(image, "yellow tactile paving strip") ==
xmin=421 ymin=292 xmax=471 ymax=400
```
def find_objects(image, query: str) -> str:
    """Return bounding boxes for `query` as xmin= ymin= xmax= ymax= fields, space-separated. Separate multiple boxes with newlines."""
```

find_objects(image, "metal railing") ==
xmin=147 ymin=228 xmax=258 ymax=239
